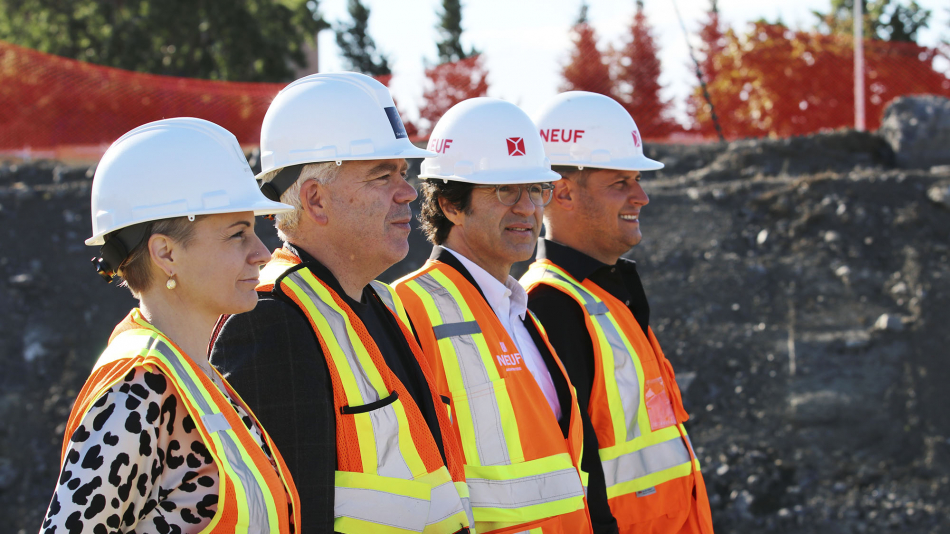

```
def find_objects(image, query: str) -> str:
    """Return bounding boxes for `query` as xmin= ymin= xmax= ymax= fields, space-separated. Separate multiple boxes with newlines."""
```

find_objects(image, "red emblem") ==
xmin=506 ymin=137 xmax=526 ymax=156
xmin=632 ymin=130 xmax=642 ymax=148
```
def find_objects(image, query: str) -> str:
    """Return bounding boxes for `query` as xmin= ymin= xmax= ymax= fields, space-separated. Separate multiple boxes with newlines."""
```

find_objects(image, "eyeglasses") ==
xmin=474 ymin=183 xmax=555 ymax=207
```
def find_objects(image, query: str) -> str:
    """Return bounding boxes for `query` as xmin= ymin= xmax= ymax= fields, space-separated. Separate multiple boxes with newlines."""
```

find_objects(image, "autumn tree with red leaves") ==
xmin=560 ymin=1 xmax=614 ymax=96
xmin=615 ymin=0 xmax=678 ymax=138
xmin=420 ymin=0 xmax=488 ymax=133
xmin=690 ymin=20 xmax=950 ymax=138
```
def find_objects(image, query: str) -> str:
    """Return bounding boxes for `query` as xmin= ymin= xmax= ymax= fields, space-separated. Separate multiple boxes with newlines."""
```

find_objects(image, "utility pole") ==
xmin=854 ymin=0 xmax=866 ymax=131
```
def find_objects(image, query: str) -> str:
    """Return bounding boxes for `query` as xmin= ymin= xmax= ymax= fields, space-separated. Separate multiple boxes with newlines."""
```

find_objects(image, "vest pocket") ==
xmin=340 ymin=390 xmax=399 ymax=414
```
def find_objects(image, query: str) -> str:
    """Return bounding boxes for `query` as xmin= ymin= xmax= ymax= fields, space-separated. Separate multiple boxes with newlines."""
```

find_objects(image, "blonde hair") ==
xmin=259 ymin=162 xmax=341 ymax=241
xmin=114 ymin=216 xmax=202 ymax=297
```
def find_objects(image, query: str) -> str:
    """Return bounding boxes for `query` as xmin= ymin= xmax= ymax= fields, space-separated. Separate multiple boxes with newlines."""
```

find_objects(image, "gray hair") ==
xmin=259 ymin=162 xmax=341 ymax=241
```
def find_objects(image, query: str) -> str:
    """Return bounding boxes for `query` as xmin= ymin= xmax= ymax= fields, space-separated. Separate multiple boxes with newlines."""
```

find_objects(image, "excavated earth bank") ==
xmin=2 ymin=129 xmax=949 ymax=533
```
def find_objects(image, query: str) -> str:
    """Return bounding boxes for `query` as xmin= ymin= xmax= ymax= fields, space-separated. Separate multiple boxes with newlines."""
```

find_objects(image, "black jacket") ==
xmin=209 ymin=244 xmax=445 ymax=534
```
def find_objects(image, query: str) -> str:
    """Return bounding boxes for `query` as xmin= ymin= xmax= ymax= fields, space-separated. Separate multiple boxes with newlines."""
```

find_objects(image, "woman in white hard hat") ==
xmin=39 ymin=118 xmax=301 ymax=534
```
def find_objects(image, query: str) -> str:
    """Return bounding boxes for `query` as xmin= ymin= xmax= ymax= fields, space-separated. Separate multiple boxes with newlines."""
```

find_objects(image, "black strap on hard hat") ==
xmin=259 ymin=164 xmax=304 ymax=202
xmin=91 ymin=222 xmax=149 ymax=283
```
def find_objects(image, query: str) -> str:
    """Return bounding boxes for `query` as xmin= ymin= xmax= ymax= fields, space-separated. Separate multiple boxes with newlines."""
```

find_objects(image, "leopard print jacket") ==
xmin=41 ymin=366 xmax=280 ymax=534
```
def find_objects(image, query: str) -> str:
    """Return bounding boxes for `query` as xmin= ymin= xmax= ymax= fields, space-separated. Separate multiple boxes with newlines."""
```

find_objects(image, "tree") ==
xmin=689 ymin=20 xmax=950 ymax=138
xmin=560 ymin=1 xmax=614 ymax=96
xmin=0 ymin=0 xmax=327 ymax=82
xmin=420 ymin=0 xmax=488 ymax=132
xmin=686 ymin=0 xmax=726 ymax=135
xmin=615 ymin=0 xmax=678 ymax=137
xmin=335 ymin=0 xmax=391 ymax=77
xmin=813 ymin=0 xmax=931 ymax=43
xmin=436 ymin=0 xmax=478 ymax=63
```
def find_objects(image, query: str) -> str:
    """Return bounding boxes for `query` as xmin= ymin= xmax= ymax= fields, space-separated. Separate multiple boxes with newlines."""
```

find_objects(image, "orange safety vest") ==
xmin=395 ymin=260 xmax=592 ymax=534
xmin=258 ymin=249 xmax=473 ymax=534
xmin=522 ymin=260 xmax=714 ymax=534
xmin=60 ymin=309 xmax=301 ymax=533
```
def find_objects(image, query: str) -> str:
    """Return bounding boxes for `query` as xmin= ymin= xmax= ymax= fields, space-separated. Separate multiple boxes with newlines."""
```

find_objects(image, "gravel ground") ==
xmin=2 ymin=130 xmax=949 ymax=533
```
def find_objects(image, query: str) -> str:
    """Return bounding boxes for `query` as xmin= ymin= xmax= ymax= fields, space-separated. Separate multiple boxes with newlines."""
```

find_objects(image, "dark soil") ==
xmin=2 ymin=130 xmax=949 ymax=533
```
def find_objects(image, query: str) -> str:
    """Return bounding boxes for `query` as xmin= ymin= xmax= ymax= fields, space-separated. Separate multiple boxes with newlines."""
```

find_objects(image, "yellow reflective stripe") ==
xmin=404 ymin=278 xmax=481 ymax=464
xmin=285 ymin=271 xmax=428 ymax=478
xmin=259 ymin=259 xmax=295 ymax=286
xmin=598 ymin=425 xmax=683 ymax=461
xmin=335 ymin=471 xmax=431 ymax=533
xmin=425 ymin=269 xmax=525 ymax=466
xmin=281 ymin=274 xmax=380 ymax=475
xmin=605 ymin=460 xmax=695 ymax=499
xmin=426 ymin=269 xmax=501 ymax=382
xmin=472 ymin=494 xmax=586 ymax=523
xmin=144 ymin=333 xmax=279 ymax=531
xmin=532 ymin=264 xmax=632 ymax=443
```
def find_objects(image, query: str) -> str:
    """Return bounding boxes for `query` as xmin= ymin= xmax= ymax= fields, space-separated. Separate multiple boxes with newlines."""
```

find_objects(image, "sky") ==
xmin=312 ymin=0 xmax=949 ymax=126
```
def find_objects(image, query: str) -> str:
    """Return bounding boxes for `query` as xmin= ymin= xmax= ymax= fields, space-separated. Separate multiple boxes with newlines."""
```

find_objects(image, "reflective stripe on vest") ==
xmin=521 ymin=263 xmax=699 ymax=498
xmin=397 ymin=264 xmax=588 ymax=526
xmin=263 ymin=261 xmax=471 ymax=534
xmin=87 ymin=327 xmax=292 ymax=533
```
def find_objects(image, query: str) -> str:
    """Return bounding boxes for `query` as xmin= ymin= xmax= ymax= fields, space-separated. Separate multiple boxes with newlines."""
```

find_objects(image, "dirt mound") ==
xmin=3 ymin=130 xmax=949 ymax=533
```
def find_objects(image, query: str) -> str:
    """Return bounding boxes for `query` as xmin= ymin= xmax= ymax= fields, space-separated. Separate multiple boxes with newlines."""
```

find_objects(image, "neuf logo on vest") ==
xmin=495 ymin=341 xmax=524 ymax=372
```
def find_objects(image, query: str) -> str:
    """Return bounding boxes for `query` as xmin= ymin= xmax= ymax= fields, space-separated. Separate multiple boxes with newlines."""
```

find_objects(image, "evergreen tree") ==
xmin=335 ymin=0 xmax=391 ymax=76
xmin=615 ymin=0 xmax=677 ymax=137
xmin=421 ymin=0 xmax=487 ymax=132
xmin=813 ymin=0 xmax=931 ymax=43
xmin=436 ymin=0 xmax=478 ymax=63
xmin=560 ymin=1 xmax=614 ymax=96
xmin=0 ymin=0 xmax=327 ymax=82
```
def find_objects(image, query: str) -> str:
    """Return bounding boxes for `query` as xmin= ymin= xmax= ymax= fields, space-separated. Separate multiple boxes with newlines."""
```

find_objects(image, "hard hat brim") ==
xmin=255 ymin=145 xmax=438 ymax=181
xmin=551 ymin=155 xmax=665 ymax=172
xmin=84 ymin=199 xmax=294 ymax=247
xmin=418 ymin=167 xmax=562 ymax=185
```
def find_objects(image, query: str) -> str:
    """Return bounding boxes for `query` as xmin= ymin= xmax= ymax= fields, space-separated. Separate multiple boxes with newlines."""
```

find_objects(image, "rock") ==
xmin=880 ymin=95 xmax=950 ymax=169
xmin=927 ymin=182 xmax=950 ymax=210
xmin=788 ymin=390 xmax=854 ymax=424
xmin=873 ymin=313 xmax=904 ymax=332
xmin=756 ymin=229 xmax=769 ymax=245
xmin=0 ymin=457 xmax=17 ymax=491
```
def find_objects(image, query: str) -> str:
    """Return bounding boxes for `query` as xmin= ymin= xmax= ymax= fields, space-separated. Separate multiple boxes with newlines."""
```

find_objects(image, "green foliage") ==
xmin=0 ymin=0 xmax=327 ymax=82
xmin=334 ymin=0 xmax=390 ymax=76
xmin=813 ymin=0 xmax=931 ymax=42
xmin=435 ymin=0 xmax=477 ymax=64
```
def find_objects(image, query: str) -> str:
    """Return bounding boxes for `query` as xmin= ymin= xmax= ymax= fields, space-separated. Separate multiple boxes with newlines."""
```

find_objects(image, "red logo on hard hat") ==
xmin=507 ymin=137 xmax=526 ymax=156
xmin=539 ymin=129 xmax=584 ymax=143
xmin=428 ymin=138 xmax=453 ymax=154
xmin=632 ymin=130 xmax=642 ymax=148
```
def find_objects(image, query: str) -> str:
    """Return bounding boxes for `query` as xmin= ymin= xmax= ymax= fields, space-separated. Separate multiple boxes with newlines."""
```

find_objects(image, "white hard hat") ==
xmin=534 ymin=91 xmax=663 ymax=172
xmin=87 ymin=117 xmax=293 ymax=247
xmin=258 ymin=72 xmax=435 ymax=180
xmin=419 ymin=97 xmax=560 ymax=185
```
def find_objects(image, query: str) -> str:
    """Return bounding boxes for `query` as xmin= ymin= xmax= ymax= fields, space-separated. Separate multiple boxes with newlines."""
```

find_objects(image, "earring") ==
xmin=166 ymin=277 xmax=177 ymax=290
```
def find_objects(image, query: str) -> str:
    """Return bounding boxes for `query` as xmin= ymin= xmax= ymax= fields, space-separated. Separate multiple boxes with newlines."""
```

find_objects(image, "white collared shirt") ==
xmin=442 ymin=246 xmax=562 ymax=420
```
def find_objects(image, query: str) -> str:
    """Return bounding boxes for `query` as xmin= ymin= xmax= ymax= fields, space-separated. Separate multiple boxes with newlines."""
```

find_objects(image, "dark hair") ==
xmin=419 ymin=179 xmax=475 ymax=245
xmin=113 ymin=216 xmax=201 ymax=295
xmin=551 ymin=165 xmax=591 ymax=186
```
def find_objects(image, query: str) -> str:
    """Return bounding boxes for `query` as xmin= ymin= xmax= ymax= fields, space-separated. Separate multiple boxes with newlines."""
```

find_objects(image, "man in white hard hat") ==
xmin=394 ymin=98 xmax=598 ymax=534
xmin=209 ymin=73 xmax=473 ymax=534
xmin=520 ymin=91 xmax=714 ymax=534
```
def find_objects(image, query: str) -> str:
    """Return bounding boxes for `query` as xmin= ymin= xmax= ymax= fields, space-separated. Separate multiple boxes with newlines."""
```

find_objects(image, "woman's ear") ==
xmin=438 ymin=196 xmax=465 ymax=226
xmin=147 ymin=233 xmax=176 ymax=279
xmin=299 ymin=179 xmax=329 ymax=226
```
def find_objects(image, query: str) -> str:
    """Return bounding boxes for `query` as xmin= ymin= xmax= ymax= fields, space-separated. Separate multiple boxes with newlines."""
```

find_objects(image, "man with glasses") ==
xmin=394 ymin=98 xmax=596 ymax=534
